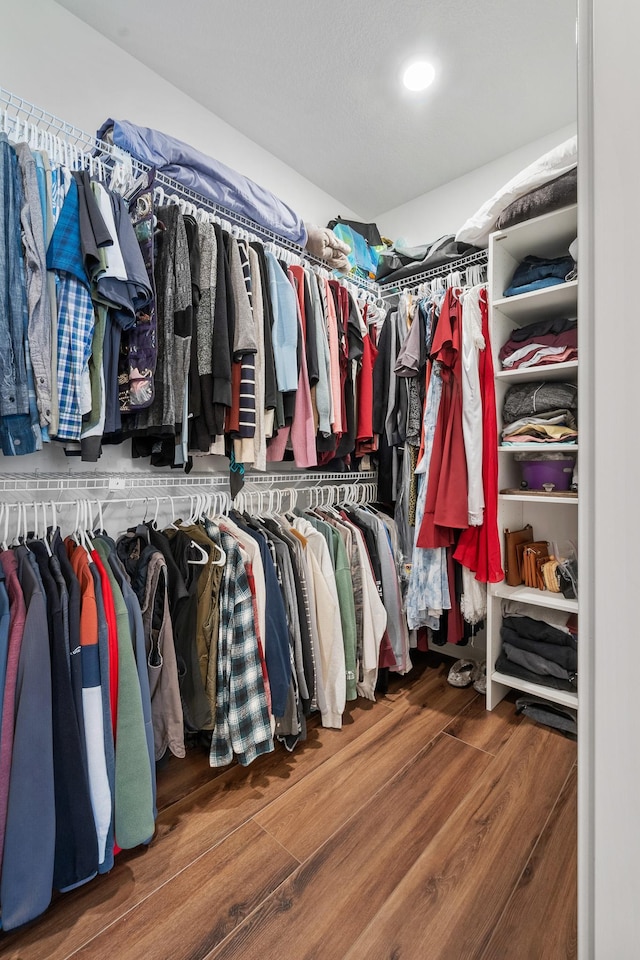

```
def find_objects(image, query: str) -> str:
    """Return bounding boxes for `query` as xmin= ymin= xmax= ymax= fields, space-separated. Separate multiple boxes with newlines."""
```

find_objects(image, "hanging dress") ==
xmin=454 ymin=287 xmax=504 ymax=583
xmin=416 ymin=286 xmax=469 ymax=548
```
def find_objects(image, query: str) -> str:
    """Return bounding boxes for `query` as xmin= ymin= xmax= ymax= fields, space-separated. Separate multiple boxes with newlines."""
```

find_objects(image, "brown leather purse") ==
xmin=522 ymin=542 xmax=550 ymax=590
xmin=504 ymin=524 xmax=534 ymax=586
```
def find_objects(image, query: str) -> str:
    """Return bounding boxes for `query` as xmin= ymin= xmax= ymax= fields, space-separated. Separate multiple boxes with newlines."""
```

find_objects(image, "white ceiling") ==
xmin=55 ymin=0 xmax=577 ymax=219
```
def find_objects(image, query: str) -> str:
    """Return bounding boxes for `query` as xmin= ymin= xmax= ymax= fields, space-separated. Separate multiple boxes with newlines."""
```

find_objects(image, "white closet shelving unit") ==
xmin=486 ymin=203 xmax=578 ymax=711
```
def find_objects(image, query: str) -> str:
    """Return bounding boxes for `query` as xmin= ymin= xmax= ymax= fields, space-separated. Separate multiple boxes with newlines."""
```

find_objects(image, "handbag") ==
xmin=504 ymin=524 xmax=533 ymax=586
xmin=522 ymin=542 xmax=550 ymax=590
xmin=558 ymin=558 xmax=578 ymax=599
xmin=541 ymin=557 xmax=562 ymax=593
xmin=327 ymin=216 xmax=382 ymax=247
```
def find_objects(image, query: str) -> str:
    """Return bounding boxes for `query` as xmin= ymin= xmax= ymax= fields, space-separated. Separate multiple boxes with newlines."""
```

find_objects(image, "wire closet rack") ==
xmin=0 ymin=87 xmax=381 ymax=296
xmin=0 ymin=472 xmax=380 ymax=537
xmin=377 ymin=248 xmax=489 ymax=297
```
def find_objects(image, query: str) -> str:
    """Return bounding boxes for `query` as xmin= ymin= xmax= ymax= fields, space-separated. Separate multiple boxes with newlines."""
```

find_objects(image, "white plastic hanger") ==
xmin=96 ymin=498 xmax=106 ymax=536
xmin=31 ymin=500 xmax=39 ymax=541
xmin=13 ymin=501 xmax=25 ymax=547
xmin=38 ymin=500 xmax=52 ymax=555
xmin=0 ymin=503 xmax=9 ymax=552
xmin=187 ymin=537 xmax=209 ymax=566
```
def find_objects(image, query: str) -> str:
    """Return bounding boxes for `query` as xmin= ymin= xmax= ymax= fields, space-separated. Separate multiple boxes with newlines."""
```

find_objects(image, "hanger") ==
xmin=166 ymin=496 xmax=180 ymax=530
xmin=96 ymin=498 xmax=106 ymax=536
xmin=31 ymin=500 xmax=39 ymax=542
xmin=48 ymin=500 xmax=58 ymax=543
xmin=202 ymin=492 xmax=227 ymax=566
xmin=70 ymin=500 xmax=92 ymax=558
xmin=187 ymin=538 xmax=209 ymax=565
xmin=12 ymin=501 xmax=26 ymax=548
xmin=39 ymin=500 xmax=53 ymax=554
xmin=80 ymin=500 xmax=95 ymax=558
xmin=0 ymin=502 xmax=8 ymax=552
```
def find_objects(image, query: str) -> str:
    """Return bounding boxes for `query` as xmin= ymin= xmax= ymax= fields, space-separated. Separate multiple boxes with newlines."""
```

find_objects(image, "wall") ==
xmin=375 ymin=123 xmax=577 ymax=246
xmin=1 ymin=0 xmax=361 ymax=228
xmin=579 ymin=0 xmax=640 ymax=956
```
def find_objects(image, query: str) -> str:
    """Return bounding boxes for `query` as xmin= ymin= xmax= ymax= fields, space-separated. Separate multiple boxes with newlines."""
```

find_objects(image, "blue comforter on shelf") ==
xmin=97 ymin=118 xmax=307 ymax=246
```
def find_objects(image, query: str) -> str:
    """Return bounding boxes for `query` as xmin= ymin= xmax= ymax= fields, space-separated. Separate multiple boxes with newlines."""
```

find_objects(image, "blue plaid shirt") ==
xmin=46 ymin=179 xmax=95 ymax=441
xmin=209 ymin=528 xmax=273 ymax=767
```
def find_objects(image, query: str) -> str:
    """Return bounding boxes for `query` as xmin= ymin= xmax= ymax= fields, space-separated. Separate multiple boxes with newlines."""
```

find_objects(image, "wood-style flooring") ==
xmin=0 ymin=652 xmax=577 ymax=960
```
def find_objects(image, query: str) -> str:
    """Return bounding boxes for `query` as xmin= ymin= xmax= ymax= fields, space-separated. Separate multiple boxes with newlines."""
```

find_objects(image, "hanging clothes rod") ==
xmin=377 ymin=249 xmax=489 ymax=296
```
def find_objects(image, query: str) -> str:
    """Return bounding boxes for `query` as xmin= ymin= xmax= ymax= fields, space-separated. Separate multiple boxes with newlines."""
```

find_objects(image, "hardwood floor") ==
xmin=0 ymin=653 xmax=577 ymax=960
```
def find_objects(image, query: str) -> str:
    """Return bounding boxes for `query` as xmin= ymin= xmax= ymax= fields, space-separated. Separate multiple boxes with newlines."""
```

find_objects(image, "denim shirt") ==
xmin=0 ymin=135 xmax=30 ymax=419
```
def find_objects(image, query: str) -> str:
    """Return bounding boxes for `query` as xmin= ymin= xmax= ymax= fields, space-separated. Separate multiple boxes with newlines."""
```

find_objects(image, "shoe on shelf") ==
xmin=472 ymin=660 xmax=487 ymax=696
xmin=447 ymin=659 xmax=476 ymax=688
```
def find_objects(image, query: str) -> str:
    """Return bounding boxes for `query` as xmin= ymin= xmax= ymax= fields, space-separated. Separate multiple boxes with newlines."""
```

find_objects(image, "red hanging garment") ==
xmin=454 ymin=288 xmax=504 ymax=583
xmin=416 ymin=288 xmax=469 ymax=548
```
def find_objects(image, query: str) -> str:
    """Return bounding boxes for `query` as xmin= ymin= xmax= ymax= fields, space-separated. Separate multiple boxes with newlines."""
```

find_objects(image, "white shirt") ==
xmin=461 ymin=285 xmax=486 ymax=526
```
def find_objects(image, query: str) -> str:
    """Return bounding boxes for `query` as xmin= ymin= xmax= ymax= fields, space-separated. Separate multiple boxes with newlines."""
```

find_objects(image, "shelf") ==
xmin=491 ymin=671 xmax=578 ymax=710
xmin=498 ymin=444 xmax=578 ymax=453
xmin=495 ymin=360 xmax=578 ymax=383
xmin=490 ymin=205 xmax=578 ymax=260
xmin=492 ymin=280 xmax=578 ymax=321
xmin=499 ymin=493 xmax=578 ymax=504
xmin=489 ymin=206 xmax=580 ymax=716
xmin=491 ymin=582 xmax=578 ymax=614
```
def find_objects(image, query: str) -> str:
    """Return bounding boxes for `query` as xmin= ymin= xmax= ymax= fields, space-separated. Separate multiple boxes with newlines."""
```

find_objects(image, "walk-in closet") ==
xmin=0 ymin=1 xmax=637 ymax=957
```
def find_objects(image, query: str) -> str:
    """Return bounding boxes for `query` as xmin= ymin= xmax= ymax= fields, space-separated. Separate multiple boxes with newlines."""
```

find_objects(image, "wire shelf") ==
xmin=0 ymin=87 xmax=379 ymax=296
xmin=0 ymin=470 xmax=376 ymax=494
xmin=378 ymin=249 xmax=489 ymax=296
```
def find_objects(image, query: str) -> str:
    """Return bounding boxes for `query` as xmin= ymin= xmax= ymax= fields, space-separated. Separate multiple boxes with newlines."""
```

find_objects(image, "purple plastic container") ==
xmin=519 ymin=458 xmax=575 ymax=491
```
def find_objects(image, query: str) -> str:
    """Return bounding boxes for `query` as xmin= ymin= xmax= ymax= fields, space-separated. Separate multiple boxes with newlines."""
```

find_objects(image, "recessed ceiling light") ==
xmin=402 ymin=61 xmax=435 ymax=92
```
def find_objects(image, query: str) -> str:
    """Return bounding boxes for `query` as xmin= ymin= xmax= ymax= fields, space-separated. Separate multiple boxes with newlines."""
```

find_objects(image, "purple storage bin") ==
xmin=518 ymin=457 xmax=575 ymax=491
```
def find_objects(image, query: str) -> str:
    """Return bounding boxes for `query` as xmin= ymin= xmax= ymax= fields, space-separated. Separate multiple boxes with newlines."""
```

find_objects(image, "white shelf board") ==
xmin=498 ymin=444 xmax=578 ymax=453
xmin=491 ymin=671 xmax=578 ymax=710
xmin=493 ymin=280 xmax=578 ymax=321
xmin=496 ymin=360 xmax=578 ymax=383
xmin=491 ymin=582 xmax=579 ymax=614
xmin=499 ymin=493 xmax=579 ymax=505
xmin=490 ymin=205 xmax=578 ymax=260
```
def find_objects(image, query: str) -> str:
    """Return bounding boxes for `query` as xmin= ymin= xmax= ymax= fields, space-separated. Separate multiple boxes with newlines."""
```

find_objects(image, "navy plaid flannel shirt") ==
xmin=209 ymin=528 xmax=273 ymax=767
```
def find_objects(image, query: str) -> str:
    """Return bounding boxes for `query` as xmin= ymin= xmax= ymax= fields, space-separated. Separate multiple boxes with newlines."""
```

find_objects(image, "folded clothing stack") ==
xmin=501 ymin=381 xmax=578 ymax=445
xmin=495 ymin=600 xmax=577 ymax=692
xmin=515 ymin=695 xmax=577 ymax=740
xmin=499 ymin=316 xmax=577 ymax=371
xmin=503 ymin=254 xmax=575 ymax=297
